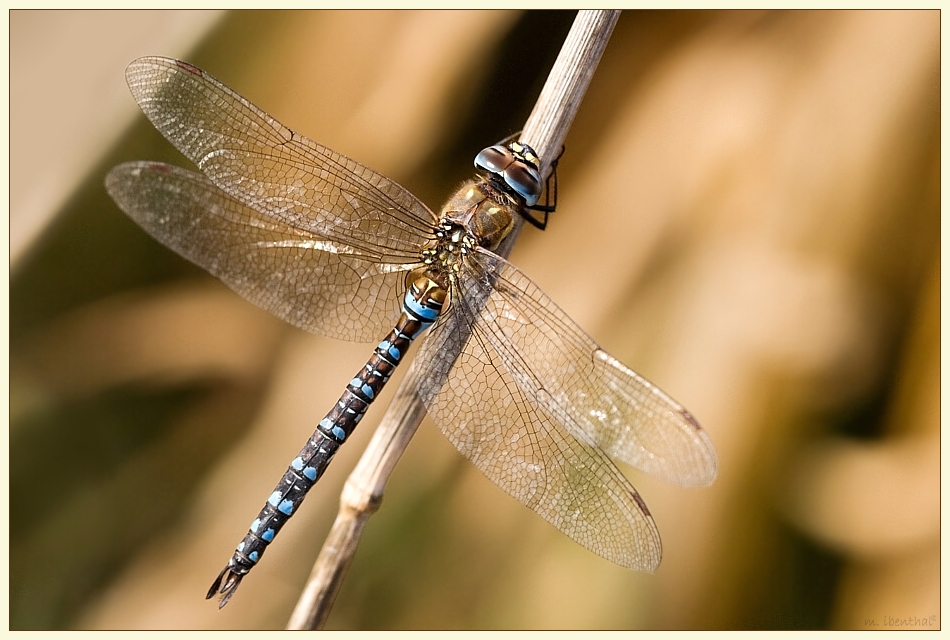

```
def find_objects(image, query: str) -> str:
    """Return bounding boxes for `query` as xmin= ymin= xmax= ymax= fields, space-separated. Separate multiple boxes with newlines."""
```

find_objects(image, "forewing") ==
xmin=454 ymin=248 xmax=718 ymax=487
xmin=106 ymin=161 xmax=415 ymax=341
xmin=415 ymin=273 xmax=662 ymax=570
xmin=124 ymin=56 xmax=437 ymax=260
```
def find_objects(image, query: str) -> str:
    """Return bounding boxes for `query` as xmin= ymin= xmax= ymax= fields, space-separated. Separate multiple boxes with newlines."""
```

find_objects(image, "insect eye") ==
xmin=473 ymin=145 xmax=513 ymax=174
xmin=474 ymin=143 xmax=542 ymax=206
xmin=502 ymin=161 xmax=542 ymax=206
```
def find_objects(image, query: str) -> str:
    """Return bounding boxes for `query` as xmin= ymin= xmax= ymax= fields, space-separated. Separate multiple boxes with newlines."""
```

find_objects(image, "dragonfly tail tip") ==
xmin=207 ymin=565 xmax=244 ymax=608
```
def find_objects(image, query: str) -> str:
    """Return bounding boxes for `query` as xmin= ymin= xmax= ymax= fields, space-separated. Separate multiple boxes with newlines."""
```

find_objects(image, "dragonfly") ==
xmin=105 ymin=56 xmax=718 ymax=608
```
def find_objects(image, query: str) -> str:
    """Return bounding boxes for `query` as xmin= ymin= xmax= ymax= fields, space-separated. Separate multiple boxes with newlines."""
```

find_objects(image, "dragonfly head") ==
xmin=474 ymin=141 xmax=543 ymax=207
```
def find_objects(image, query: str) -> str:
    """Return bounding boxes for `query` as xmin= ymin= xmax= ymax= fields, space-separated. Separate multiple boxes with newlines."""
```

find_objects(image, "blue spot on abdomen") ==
xmin=405 ymin=292 xmax=441 ymax=320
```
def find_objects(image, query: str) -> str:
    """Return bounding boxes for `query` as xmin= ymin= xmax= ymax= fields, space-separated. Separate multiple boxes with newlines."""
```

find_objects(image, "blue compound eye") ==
xmin=502 ymin=160 xmax=542 ymax=206
xmin=475 ymin=142 xmax=543 ymax=206
xmin=474 ymin=145 xmax=512 ymax=174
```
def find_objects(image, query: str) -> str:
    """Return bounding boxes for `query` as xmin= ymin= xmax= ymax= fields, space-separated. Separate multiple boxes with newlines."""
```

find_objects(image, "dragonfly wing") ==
xmin=415 ymin=270 xmax=662 ymax=571
xmin=106 ymin=161 xmax=416 ymax=342
xmin=449 ymin=248 xmax=717 ymax=487
xmin=124 ymin=56 xmax=437 ymax=260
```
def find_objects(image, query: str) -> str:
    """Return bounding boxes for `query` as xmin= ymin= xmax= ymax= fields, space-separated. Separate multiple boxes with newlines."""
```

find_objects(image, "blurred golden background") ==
xmin=9 ymin=9 xmax=940 ymax=630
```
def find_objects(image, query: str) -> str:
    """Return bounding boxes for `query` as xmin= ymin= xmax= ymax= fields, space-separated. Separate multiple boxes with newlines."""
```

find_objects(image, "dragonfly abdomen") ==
xmin=207 ymin=275 xmax=446 ymax=607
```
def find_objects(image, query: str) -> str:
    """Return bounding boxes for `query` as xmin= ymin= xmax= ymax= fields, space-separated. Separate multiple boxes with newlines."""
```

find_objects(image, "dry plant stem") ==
xmin=286 ymin=9 xmax=621 ymax=631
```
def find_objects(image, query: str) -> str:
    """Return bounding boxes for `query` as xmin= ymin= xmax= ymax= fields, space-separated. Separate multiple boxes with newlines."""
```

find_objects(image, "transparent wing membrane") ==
xmin=125 ymin=57 xmax=438 ymax=260
xmin=415 ymin=270 xmax=661 ymax=570
xmin=106 ymin=162 xmax=414 ymax=341
xmin=456 ymin=249 xmax=718 ymax=486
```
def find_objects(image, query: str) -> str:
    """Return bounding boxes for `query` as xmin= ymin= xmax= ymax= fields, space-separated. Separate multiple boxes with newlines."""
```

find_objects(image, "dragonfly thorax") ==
xmin=440 ymin=179 xmax=517 ymax=255
xmin=421 ymin=221 xmax=476 ymax=286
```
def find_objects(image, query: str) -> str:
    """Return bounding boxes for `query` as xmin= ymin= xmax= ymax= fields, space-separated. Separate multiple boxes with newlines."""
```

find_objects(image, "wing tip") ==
xmin=675 ymin=407 xmax=719 ymax=486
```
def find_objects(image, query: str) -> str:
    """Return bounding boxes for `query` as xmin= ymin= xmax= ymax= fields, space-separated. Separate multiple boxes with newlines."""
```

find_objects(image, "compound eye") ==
xmin=503 ymin=161 xmax=542 ymax=206
xmin=474 ymin=145 xmax=513 ymax=173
